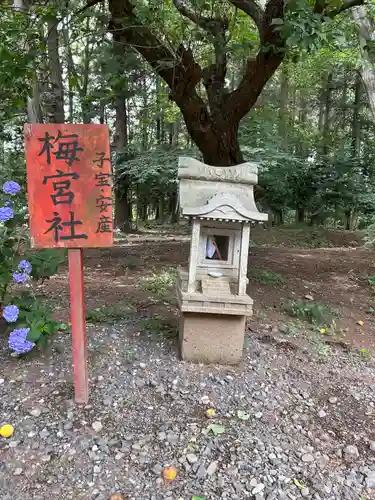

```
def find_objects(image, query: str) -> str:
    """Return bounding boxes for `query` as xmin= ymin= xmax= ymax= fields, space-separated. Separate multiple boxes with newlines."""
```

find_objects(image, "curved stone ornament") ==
xmin=182 ymin=193 xmax=268 ymax=222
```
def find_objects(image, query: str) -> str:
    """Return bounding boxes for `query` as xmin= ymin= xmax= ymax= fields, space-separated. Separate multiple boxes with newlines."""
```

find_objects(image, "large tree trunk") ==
xmin=107 ymin=0 xmax=363 ymax=166
xmin=108 ymin=0 xmax=285 ymax=167
xmin=113 ymin=30 xmax=132 ymax=231
xmin=296 ymin=205 xmax=305 ymax=224
xmin=47 ymin=17 xmax=64 ymax=123
xmin=278 ymin=62 xmax=289 ymax=146
xmin=321 ymin=72 xmax=332 ymax=156
xmin=197 ymin=121 xmax=243 ymax=165
xmin=156 ymin=77 xmax=163 ymax=145
xmin=351 ymin=71 xmax=362 ymax=156
xmin=114 ymin=97 xmax=131 ymax=230
xmin=352 ymin=6 xmax=375 ymax=119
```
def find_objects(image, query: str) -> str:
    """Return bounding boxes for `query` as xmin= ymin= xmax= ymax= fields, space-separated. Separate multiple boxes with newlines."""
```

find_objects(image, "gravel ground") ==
xmin=1 ymin=318 xmax=375 ymax=500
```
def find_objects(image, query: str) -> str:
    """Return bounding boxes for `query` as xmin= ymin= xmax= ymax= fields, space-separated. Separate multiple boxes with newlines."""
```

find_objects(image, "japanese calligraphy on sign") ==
xmin=24 ymin=124 xmax=113 ymax=248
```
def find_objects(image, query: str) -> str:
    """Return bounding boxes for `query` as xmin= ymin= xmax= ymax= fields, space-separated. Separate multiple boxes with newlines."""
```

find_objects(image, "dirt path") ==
xmin=39 ymin=236 xmax=375 ymax=351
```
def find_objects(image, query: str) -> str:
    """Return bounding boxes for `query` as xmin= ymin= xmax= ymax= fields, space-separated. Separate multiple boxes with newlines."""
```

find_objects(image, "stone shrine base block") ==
xmin=179 ymin=312 xmax=246 ymax=365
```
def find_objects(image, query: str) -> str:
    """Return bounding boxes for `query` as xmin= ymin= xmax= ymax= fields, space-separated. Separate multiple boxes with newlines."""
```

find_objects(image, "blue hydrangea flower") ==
xmin=8 ymin=328 xmax=34 ymax=355
xmin=13 ymin=271 xmax=29 ymax=284
xmin=3 ymin=304 xmax=19 ymax=323
xmin=0 ymin=206 xmax=13 ymax=223
xmin=18 ymin=260 xmax=32 ymax=274
xmin=3 ymin=181 xmax=21 ymax=195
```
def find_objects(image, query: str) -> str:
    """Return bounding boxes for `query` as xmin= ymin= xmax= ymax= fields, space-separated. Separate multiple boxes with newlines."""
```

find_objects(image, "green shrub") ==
xmin=86 ymin=305 xmax=133 ymax=323
xmin=283 ymin=299 xmax=334 ymax=325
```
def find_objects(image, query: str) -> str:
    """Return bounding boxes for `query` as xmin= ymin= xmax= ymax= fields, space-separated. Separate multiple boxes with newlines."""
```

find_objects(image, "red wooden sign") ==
xmin=24 ymin=123 xmax=113 ymax=248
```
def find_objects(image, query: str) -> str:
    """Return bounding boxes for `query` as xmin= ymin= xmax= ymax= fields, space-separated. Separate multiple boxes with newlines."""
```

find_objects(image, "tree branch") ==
xmin=73 ymin=0 xmax=104 ymax=17
xmin=172 ymin=0 xmax=229 ymax=114
xmin=227 ymin=0 xmax=264 ymax=31
xmin=108 ymin=0 xmax=219 ymax=153
xmin=328 ymin=0 xmax=367 ymax=16
xmin=224 ymin=0 xmax=284 ymax=122
xmin=173 ymin=0 xmax=222 ymax=32
xmin=314 ymin=0 xmax=367 ymax=16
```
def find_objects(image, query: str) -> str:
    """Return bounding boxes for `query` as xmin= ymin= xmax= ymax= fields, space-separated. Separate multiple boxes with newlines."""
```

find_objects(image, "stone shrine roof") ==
xmin=178 ymin=157 xmax=268 ymax=223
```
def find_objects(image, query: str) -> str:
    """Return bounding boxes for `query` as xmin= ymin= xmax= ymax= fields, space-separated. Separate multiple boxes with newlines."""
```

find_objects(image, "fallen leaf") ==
xmin=163 ymin=466 xmax=177 ymax=482
xmin=109 ymin=494 xmax=124 ymax=500
xmin=320 ymin=328 xmax=327 ymax=334
xmin=357 ymin=320 xmax=364 ymax=327
xmin=206 ymin=408 xmax=216 ymax=418
xmin=369 ymin=307 xmax=374 ymax=314
xmin=293 ymin=478 xmax=306 ymax=489
xmin=207 ymin=423 xmax=226 ymax=435
xmin=192 ymin=496 xmax=206 ymax=500
xmin=237 ymin=410 xmax=250 ymax=421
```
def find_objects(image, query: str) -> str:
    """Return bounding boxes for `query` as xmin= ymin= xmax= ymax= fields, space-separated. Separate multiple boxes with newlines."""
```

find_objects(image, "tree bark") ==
xmin=156 ymin=77 xmax=162 ymax=145
xmin=107 ymin=0 xmax=366 ymax=166
xmin=351 ymin=70 xmax=362 ymax=156
xmin=113 ymin=28 xmax=131 ymax=231
xmin=352 ymin=6 xmax=375 ymax=119
xmin=108 ymin=0 xmax=285 ymax=166
xmin=296 ymin=206 xmax=305 ymax=224
xmin=47 ymin=17 xmax=64 ymax=123
xmin=278 ymin=62 xmax=289 ymax=146
xmin=81 ymin=18 xmax=92 ymax=124
xmin=321 ymin=72 xmax=332 ymax=155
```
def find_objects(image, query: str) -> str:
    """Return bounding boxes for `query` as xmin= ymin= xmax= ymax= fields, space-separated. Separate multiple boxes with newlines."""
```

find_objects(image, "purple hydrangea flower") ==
xmin=13 ymin=271 xmax=29 ymax=283
xmin=3 ymin=304 xmax=19 ymax=323
xmin=0 ymin=206 xmax=13 ymax=222
xmin=8 ymin=328 xmax=34 ymax=355
xmin=3 ymin=181 xmax=21 ymax=195
xmin=18 ymin=260 xmax=32 ymax=274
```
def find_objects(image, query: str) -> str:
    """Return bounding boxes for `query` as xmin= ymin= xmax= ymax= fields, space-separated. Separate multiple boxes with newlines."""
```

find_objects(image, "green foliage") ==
xmin=0 ymin=181 xmax=64 ymax=354
xmin=249 ymin=269 xmax=284 ymax=285
xmin=310 ymin=336 xmax=331 ymax=357
xmin=9 ymin=293 xmax=67 ymax=347
xmin=279 ymin=322 xmax=301 ymax=337
xmin=139 ymin=268 xmax=177 ymax=299
xmin=283 ymin=299 xmax=334 ymax=325
xmin=359 ymin=347 xmax=373 ymax=359
xmin=86 ymin=305 xmax=133 ymax=323
xmin=27 ymin=249 xmax=66 ymax=281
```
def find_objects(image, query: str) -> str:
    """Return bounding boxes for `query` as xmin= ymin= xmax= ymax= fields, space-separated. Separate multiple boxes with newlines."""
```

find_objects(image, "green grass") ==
xmin=283 ymin=299 xmax=335 ymax=326
xmin=139 ymin=268 xmax=176 ymax=299
xmin=310 ymin=336 xmax=332 ymax=357
xmin=279 ymin=322 xmax=302 ymax=337
xmin=249 ymin=269 xmax=284 ymax=285
xmin=86 ymin=305 xmax=133 ymax=323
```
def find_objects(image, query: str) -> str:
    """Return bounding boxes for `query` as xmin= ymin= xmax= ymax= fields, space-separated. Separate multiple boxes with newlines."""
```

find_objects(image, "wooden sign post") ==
xmin=24 ymin=124 xmax=113 ymax=404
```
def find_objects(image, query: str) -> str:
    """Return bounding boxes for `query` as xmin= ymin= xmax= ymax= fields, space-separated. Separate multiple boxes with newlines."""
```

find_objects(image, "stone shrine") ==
xmin=176 ymin=157 xmax=268 ymax=364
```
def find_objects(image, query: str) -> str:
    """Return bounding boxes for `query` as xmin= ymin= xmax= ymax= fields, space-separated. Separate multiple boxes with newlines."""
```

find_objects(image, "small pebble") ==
xmin=252 ymin=483 xmax=265 ymax=494
xmin=92 ymin=421 xmax=103 ymax=433
xmin=344 ymin=445 xmax=359 ymax=461
xmin=207 ymin=461 xmax=218 ymax=476
xmin=186 ymin=453 xmax=198 ymax=464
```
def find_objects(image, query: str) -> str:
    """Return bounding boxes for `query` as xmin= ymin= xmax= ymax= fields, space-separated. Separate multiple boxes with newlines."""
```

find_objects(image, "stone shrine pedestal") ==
xmin=176 ymin=157 xmax=267 ymax=365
